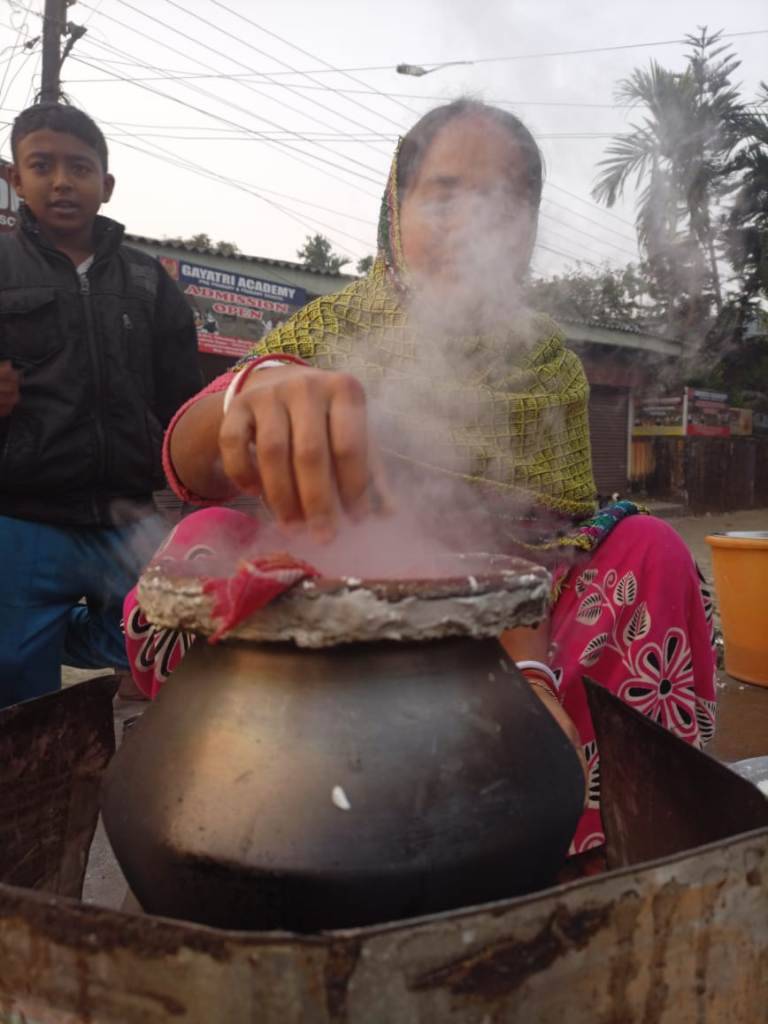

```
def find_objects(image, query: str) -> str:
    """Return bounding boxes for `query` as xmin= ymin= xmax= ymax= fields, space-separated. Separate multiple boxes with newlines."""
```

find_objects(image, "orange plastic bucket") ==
xmin=706 ymin=531 xmax=768 ymax=686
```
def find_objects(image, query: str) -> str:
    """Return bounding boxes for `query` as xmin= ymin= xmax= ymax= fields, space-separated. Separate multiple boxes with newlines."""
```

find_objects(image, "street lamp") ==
xmin=396 ymin=61 xmax=474 ymax=77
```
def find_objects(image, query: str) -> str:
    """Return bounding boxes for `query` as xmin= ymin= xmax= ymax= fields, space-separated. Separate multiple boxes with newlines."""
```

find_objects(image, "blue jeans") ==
xmin=0 ymin=514 xmax=167 ymax=708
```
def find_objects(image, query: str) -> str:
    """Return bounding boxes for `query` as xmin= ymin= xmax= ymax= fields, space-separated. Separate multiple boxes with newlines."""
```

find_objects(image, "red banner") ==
xmin=158 ymin=255 xmax=303 ymax=358
xmin=0 ymin=161 xmax=20 ymax=234
xmin=196 ymin=333 xmax=255 ymax=358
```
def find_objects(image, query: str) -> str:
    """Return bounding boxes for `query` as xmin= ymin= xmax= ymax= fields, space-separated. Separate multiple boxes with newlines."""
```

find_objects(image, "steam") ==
xmin=129 ymin=143 xmax=584 ymax=588
xmin=186 ymin=183 xmax=577 ymax=581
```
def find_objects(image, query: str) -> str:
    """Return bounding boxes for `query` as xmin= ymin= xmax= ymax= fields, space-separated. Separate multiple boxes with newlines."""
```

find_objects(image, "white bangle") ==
xmin=516 ymin=660 xmax=559 ymax=689
xmin=222 ymin=359 xmax=293 ymax=414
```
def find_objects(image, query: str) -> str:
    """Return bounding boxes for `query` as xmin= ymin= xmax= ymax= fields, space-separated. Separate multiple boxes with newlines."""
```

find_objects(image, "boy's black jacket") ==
xmin=0 ymin=207 xmax=203 ymax=526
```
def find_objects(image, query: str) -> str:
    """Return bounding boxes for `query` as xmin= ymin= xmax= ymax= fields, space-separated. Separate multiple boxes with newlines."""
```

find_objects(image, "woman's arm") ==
xmin=167 ymin=387 xmax=233 ymax=502
xmin=501 ymin=622 xmax=586 ymax=785
xmin=167 ymin=361 xmax=382 ymax=542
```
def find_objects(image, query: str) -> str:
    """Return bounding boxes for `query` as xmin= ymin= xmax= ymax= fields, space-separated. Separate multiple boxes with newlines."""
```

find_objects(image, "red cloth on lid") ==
xmin=203 ymin=552 xmax=319 ymax=643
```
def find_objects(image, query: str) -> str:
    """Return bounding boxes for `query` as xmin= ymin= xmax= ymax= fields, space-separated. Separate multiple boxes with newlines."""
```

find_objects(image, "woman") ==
xmin=125 ymin=100 xmax=716 ymax=856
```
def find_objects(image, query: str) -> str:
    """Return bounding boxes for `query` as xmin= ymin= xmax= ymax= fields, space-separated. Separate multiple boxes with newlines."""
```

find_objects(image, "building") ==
xmin=557 ymin=320 xmax=682 ymax=499
xmin=0 ymin=160 xmax=20 ymax=235
xmin=126 ymin=235 xmax=356 ymax=383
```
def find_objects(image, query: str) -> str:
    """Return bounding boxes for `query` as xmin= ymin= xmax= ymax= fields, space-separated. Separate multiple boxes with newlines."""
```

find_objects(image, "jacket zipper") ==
xmin=79 ymin=271 xmax=108 ymax=489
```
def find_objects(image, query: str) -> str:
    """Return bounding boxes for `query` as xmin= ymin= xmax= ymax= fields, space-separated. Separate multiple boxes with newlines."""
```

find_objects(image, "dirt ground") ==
xmin=662 ymin=507 xmax=767 ymax=582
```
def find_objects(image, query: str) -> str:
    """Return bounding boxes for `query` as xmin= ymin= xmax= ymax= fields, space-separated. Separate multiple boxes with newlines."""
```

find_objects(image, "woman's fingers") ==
xmin=327 ymin=375 xmax=371 ymax=519
xmin=218 ymin=366 xmax=385 ymax=538
xmin=218 ymin=399 xmax=261 ymax=494
xmin=288 ymin=388 xmax=337 ymax=541
xmin=366 ymin=442 xmax=396 ymax=516
xmin=253 ymin=396 xmax=303 ymax=528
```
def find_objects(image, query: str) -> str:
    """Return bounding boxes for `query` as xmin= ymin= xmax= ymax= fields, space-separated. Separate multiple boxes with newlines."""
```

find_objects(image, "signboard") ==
xmin=729 ymin=407 xmax=753 ymax=436
xmin=686 ymin=388 xmax=730 ymax=437
xmin=632 ymin=394 xmax=685 ymax=436
xmin=752 ymin=412 xmax=768 ymax=436
xmin=159 ymin=256 xmax=307 ymax=359
xmin=633 ymin=389 xmax=734 ymax=438
xmin=0 ymin=160 xmax=20 ymax=235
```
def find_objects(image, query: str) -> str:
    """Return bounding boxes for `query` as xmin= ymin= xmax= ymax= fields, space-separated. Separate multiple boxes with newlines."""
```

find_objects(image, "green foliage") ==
xmin=592 ymin=32 xmax=768 ymax=403
xmin=356 ymin=254 xmax=374 ymax=275
xmin=163 ymin=233 xmax=241 ymax=256
xmin=592 ymin=29 xmax=748 ymax=345
xmin=721 ymin=84 xmax=768 ymax=305
xmin=527 ymin=263 xmax=654 ymax=327
xmin=297 ymin=233 xmax=350 ymax=274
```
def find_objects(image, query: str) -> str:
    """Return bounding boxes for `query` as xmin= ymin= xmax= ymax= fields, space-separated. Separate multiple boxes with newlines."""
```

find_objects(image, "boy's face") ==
xmin=11 ymin=128 xmax=114 ymax=241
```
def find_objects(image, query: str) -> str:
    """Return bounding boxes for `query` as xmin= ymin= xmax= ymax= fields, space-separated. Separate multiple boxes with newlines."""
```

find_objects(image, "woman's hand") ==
xmin=220 ymin=364 xmax=378 ymax=541
xmin=170 ymin=364 xmax=391 ymax=541
xmin=500 ymin=619 xmax=550 ymax=664
xmin=501 ymin=620 xmax=587 ymax=786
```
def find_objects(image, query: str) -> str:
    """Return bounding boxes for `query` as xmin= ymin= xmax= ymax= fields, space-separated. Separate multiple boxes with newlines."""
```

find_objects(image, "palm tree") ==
xmin=592 ymin=30 xmax=746 ymax=344
xmin=723 ymin=85 xmax=768 ymax=304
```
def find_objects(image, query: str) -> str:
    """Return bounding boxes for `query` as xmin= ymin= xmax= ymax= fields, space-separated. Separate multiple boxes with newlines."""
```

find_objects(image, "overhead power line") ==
xmin=69 ymin=3 xmax=660 ymax=240
xmin=61 ymin=71 xmax=631 ymax=110
xmin=541 ymin=197 xmax=637 ymax=245
xmin=71 ymin=22 xmax=388 ymax=180
xmin=160 ymin=0 xmax=414 ymax=130
xmin=0 ymin=2 xmax=33 ymax=108
xmin=536 ymin=243 xmax=602 ymax=271
xmin=99 ymin=126 xmax=618 ymax=141
xmin=15 ymin=0 xmax=650 ymax=265
xmin=394 ymin=28 xmax=768 ymax=70
xmin=81 ymin=0 xmax=396 ymax=162
xmin=15 ymin=5 xmax=768 ymax=75
xmin=98 ymin=122 xmax=373 ymax=259
xmin=539 ymin=210 xmax=637 ymax=260
xmin=68 ymin=48 xmax=384 ymax=195
xmin=204 ymin=0 xmax=419 ymax=120
xmin=547 ymin=181 xmax=636 ymax=228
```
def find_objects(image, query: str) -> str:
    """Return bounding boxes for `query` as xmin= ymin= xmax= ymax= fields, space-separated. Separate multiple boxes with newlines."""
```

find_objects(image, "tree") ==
xmin=297 ymin=233 xmax=350 ymax=274
xmin=694 ymin=84 xmax=768 ymax=398
xmin=721 ymin=85 xmax=768 ymax=306
xmin=356 ymin=254 xmax=374 ymax=275
xmin=592 ymin=30 xmax=746 ymax=350
xmin=163 ymin=232 xmax=241 ymax=256
xmin=527 ymin=263 xmax=655 ymax=327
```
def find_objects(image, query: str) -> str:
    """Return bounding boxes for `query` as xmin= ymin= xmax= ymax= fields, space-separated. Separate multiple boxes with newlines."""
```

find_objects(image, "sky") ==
xmin=0 ymin=0 xmax=766 ymax=277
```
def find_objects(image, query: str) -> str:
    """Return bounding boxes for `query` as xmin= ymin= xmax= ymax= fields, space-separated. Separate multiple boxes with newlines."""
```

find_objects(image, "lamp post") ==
xmin=396 ymin=61 xmax=474 ymax=77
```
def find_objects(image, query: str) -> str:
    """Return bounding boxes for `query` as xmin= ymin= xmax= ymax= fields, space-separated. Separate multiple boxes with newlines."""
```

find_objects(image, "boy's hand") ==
xmin=219 ymin=364 xmax=388 ymax=541
xmin=0 ymin=362 xmax=20 ymax=417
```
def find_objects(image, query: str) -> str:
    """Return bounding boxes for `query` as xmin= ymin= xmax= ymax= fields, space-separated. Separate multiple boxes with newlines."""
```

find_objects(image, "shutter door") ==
xmin=588 ymin=385 xmax=629 ymax=498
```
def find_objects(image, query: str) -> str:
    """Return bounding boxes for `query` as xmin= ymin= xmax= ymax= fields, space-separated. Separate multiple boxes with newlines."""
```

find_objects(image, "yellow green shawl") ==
xmin=242 ymin=151 xmax=597 ymax=521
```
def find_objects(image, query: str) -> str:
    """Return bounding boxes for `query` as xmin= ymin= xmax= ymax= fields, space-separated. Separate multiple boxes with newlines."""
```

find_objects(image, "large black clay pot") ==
xmin=102 ymin=560 xmax=584 ymax=931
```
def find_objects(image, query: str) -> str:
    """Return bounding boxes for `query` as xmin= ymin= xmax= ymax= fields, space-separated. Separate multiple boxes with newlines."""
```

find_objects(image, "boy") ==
xmin=0 ymin=103 xmax=202 ymax=708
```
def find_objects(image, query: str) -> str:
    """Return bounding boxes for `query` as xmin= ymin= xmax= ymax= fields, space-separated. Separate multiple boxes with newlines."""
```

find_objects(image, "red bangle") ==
xmin=520 ymin=666 xmax=562 ymax=703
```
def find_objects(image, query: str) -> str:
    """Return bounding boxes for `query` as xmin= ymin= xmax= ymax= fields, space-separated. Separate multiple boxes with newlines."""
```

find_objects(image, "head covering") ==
xmin=242 ymin=135 xmax=598 ymax=526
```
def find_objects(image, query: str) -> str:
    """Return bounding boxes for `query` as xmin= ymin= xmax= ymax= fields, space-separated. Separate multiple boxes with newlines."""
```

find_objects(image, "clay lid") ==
xmin=138 ymin=552 xmax=551 ymax=648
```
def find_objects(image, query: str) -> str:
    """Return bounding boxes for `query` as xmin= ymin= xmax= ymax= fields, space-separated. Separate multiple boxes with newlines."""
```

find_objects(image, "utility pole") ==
xmin=40 ymin=0 xmax=68 ymax=103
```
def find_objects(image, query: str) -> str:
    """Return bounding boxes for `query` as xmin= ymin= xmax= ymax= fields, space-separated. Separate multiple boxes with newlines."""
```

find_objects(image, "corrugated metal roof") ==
xmin=561 ymin=316 xmax=670 ymax=341
xmin=561 ymin=318 xmax=682 ymax=357
xmin=125 ymin=233 xmax=356 ymax=280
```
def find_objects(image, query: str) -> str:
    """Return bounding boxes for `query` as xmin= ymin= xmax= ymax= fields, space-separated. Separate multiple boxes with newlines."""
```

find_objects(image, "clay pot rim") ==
xmin=142 ymin=551 xmax=550 ymax=603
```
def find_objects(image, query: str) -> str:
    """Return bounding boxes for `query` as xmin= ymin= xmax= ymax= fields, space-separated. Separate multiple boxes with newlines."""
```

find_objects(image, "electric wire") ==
xmin=81 ymin=0 xmax=395 ymax=164
xmin=68 ymin=48 xmax=384 ymax=195
xmin=205 ymin=0 xmax=420 ymax=121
